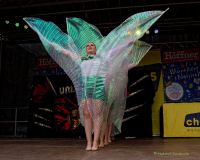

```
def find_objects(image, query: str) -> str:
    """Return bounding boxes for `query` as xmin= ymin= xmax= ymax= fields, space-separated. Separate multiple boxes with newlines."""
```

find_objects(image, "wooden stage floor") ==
xmin=0 ymin=137 xmax=200 ymax=160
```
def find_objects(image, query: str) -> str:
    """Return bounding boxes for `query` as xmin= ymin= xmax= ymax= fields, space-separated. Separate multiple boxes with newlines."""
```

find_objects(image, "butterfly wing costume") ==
xmin=24 ymin=9 xmax=167 ymax=135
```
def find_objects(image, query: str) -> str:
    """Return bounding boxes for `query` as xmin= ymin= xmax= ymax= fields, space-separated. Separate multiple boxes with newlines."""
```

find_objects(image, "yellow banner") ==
xmin=163 ymin=103 xmax=200 ymax=137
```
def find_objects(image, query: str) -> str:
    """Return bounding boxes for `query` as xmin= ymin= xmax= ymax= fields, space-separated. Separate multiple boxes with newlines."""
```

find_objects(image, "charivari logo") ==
xmin=184 ymin=112 xmax=200 ymax=127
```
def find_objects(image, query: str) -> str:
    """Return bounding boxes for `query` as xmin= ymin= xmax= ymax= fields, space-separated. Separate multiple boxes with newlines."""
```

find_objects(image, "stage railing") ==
xmin=0 ymin=107 xmax=29 ymax=137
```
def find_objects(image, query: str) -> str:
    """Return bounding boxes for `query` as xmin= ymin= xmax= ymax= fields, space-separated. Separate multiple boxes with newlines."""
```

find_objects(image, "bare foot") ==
xmin=104 ymin=141 xmax=109 ymax=146
xmin=92 ymin=143 xmax=98 ymax=151
xmin=91 ymin=146 xmax=98 ymax=151
xmin=85 ymin=147 xmax=92 ymax=151
xmin=99 ymin=143 xmax=104 ymax=148
xmin=85 ymin=144 xmax=92 ymax=151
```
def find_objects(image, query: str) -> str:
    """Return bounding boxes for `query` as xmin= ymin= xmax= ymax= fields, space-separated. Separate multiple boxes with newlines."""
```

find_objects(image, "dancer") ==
xmin=24 ymin=9 xmax=167 ymax=151
xmin=81 ymin=42 xmax=106 ymax=150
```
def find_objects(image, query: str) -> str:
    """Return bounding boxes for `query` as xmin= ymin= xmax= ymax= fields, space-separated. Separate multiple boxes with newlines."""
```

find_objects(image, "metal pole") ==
xmin=14 ymin=108 xmax=18 ymax=137
xmin=0 ymin=33 xmax=2 ymax=81
xmin=0 ymin=34 xmax=2 ymax=102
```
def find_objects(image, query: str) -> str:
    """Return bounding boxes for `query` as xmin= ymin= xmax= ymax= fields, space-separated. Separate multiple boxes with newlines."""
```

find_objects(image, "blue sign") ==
xmin=163 ymin=61 xmax=200 ymax=102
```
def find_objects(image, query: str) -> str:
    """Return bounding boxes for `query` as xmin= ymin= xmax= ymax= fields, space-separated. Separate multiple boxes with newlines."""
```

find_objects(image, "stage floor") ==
xmin=0 ymin=137 xmax=200 ymax=160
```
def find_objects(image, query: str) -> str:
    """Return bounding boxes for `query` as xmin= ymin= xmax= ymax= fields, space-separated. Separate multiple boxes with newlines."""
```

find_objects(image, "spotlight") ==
xmin=15 ymin=22 xmax=20 ymax=27
xmin=146 ymin=30 xmax=150 ymax=34
xmin=154 ymin=29 xmax=159 ymax=34
xmin=5 ymin=20 xmax=10 ymax=24
xmin=135 ymin=29 xmax=142 ymax=36
xmin=24 ymin=25 xmax=28 ymax=29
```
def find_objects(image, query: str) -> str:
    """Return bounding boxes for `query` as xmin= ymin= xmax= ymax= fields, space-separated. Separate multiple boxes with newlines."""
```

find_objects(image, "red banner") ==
xmin=162 ymin=48 xmax=200 ymax=63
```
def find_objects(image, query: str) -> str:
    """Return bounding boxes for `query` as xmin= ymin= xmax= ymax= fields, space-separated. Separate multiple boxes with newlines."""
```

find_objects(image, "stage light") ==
xmin=154 ymin=29 xmax=159 ymax=34
xmin=135 ymin=29 xmax=142 ymax=36
xmin=5 ymin=20 xmax=10 ymax=24
xmin=24 ymin=25 xmax=28 ymax=29
xmin=15 ymin=22 xmax=20 ymax=27
xmin=146 ymin=30 xmax=150 ymax=34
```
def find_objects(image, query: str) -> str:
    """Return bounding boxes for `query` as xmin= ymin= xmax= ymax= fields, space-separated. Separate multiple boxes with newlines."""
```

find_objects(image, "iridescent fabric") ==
xmin=24 ymin=9 xmax=167 ymax=135
xmin=67 ymin=17 xmax=103 ymax=57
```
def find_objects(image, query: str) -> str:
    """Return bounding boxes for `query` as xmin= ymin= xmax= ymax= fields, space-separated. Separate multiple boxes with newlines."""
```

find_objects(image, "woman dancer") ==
xmin=24 ymin=9 xmax=167 ymax=151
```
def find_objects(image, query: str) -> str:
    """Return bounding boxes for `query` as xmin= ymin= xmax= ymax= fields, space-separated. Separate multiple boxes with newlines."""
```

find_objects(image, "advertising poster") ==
xmin=28 ymin=57 xmax=84 ymax=138
xmin=162 ymin=48 xmax=200 ymax=102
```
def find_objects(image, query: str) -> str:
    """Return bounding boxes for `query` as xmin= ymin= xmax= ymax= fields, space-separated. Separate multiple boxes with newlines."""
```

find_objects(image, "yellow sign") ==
xmin=163 ymin=103 xmax=200 ymax=137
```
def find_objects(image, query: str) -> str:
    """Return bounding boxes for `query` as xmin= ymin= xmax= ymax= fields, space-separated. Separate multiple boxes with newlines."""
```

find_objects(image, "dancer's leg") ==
xmin=104 ymin=121 xmax=111 ymax=145
xmin=107 ymin=122 xmax=113 ymax=143
xmin=99 ymin=118 xmax=107 ymax=148
xmin=92 ymin=100 xmax=104 ymax=151
xmin=82 ymin=100 xmax=93 ymax=151
xmin=99 ymin=103 xmax=110 ymax=148
xmin=104 ymin=107 xmax=113 ymax=145
xmin=104 ymin=125 xmax=109 ymax=145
